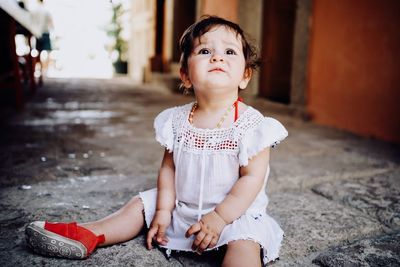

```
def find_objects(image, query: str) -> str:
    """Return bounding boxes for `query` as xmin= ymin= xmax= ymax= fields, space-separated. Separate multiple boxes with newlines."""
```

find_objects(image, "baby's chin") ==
xmin=193 ymin=83 xmax=239 ymax=94
xmin=199 ymin=77 xmax=237 ymax=87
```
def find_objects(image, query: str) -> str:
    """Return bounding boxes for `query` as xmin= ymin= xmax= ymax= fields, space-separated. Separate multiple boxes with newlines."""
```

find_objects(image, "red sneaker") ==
xmin=25 ymin=221 xmax=105 ymax=259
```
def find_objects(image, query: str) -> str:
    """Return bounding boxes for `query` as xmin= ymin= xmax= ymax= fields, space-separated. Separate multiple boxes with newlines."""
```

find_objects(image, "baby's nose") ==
xmin=211 ymin=54 xmax=224 ymax=62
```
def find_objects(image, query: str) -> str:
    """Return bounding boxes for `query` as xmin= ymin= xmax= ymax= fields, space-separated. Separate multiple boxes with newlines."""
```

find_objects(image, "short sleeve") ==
xmin=239 ymin=117 xmax=288 ymax=166
xmin=154 ymin=108 xmax=175 ymax=152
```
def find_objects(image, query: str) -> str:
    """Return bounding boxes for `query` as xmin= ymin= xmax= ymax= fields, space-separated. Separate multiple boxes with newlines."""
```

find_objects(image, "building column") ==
xmin=238 ymin=0 xmax=263 ymax=98
xmin=290 ymin=0 xmax=312 ymax=117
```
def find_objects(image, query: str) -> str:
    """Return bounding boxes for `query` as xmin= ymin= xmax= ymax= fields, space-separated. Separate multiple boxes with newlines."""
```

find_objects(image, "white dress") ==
xmin=139 ymin=103 xmax=288 ymax=265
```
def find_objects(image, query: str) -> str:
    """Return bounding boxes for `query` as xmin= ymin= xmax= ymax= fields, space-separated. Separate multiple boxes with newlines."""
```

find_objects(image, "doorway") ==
xmin=171 ymin=0 xmax=196 ymax=63
xmin=259 ymin=0 xmax=296 ymax=104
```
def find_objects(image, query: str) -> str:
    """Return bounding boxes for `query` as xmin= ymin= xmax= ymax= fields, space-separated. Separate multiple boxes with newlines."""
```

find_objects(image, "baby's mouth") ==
xmin=209 ymin=67 xmax=225 ymax=72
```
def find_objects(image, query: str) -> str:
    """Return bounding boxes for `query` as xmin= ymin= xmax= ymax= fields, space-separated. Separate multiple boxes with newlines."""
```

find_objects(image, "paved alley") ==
xmin=0 ymin=78 xmax=399 ymax=266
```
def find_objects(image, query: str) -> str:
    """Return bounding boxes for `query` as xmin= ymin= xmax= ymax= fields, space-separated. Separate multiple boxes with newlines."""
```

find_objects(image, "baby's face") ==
xmin=182 ymin=26 xmax=250 ymax=94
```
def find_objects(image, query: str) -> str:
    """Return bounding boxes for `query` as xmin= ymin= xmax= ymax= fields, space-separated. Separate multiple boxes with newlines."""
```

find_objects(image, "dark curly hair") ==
xmin=179 ymin=15 xmax=260 ymax=77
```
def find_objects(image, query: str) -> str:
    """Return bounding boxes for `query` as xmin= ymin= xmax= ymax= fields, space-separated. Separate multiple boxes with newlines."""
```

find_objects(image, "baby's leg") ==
xmin=81 ymin=195 xmax=144 ymax=246
xmin=222 ymin=240 xmax=261 ymax=267
xmin=26 ymin=195 xmax=145 ymax=259
xmin=81 ymin=195 xmax=145 ymax=246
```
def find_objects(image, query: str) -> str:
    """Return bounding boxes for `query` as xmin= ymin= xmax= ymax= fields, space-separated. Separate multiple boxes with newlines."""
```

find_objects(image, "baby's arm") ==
xmin=186 ymin=148 xmax=270 ymax=253
xmin=215 ymin=147 xmax=270 ymax=223
xmin=146 ymin=149 xmax=176 ymax=249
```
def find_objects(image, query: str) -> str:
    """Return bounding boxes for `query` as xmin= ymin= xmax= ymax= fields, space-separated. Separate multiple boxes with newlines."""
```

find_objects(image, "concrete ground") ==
xmin=0 ymin=77 xmax=399 ymax=266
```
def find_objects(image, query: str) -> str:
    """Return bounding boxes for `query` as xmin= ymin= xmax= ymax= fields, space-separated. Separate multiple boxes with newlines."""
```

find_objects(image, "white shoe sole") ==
xmin=25 ymin=221 xmax=87 ymax=259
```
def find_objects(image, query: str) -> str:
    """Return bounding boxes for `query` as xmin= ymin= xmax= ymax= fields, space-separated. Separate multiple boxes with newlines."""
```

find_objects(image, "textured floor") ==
xmin=0 ymin=77 xmax=399 ymax=266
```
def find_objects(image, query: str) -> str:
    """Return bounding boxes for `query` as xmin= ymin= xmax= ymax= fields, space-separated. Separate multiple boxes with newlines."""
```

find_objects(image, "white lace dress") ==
xmin=139 ymin=103 xmax=288 ymax=264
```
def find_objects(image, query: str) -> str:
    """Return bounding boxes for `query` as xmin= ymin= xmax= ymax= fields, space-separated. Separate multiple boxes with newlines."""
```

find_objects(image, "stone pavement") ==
xmin=0 ymin=78 xmax=399 ymax=266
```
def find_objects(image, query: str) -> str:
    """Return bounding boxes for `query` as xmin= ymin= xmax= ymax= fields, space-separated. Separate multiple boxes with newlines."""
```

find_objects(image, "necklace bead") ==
xmin=188 ymin=101 xmax=236 ymax=128
xmin=188 ymin=102 xmax=197 ymax=125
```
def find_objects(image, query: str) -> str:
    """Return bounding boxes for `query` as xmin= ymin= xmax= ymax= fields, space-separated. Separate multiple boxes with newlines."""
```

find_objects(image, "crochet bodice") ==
xmin=154 ymin=103 xmax=288 ymax=219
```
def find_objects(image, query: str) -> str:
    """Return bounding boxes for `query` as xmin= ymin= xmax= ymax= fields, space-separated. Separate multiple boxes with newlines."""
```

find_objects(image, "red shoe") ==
xmin=25 ymin=221 xmax=105 ymax=259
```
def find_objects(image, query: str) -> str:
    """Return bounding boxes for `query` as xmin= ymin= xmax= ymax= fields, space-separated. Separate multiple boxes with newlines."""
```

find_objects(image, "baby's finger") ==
xmin=156 ymin=225 xmax=167 ymax=244
xmin=185 ymin=223 xmax=201 ymax=238
xmin=146 ymin=226 xmax=158 ymax=250
xmin=197 ymin=234 xmax=213 ymax=254
xmin=209 ymin=235 xmax=219 ymax=248
xmin=192 ymin=231 xmax=205 ymax=251
xmin=159 ymin=236 xmax=169 ymax=246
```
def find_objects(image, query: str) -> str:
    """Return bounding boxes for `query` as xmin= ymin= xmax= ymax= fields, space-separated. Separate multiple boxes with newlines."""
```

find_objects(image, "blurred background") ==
xmin=1 ymin=0 xmax=399 ymax=143
xmin=0 ymin=2 xmax=399 ymax=265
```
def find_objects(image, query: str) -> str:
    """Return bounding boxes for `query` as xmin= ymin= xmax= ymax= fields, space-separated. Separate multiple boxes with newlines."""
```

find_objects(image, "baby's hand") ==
xmin=146 ymin=210 xmax=172 ymax=249
xmin=185 ymin=211 xmax=227 ymax=254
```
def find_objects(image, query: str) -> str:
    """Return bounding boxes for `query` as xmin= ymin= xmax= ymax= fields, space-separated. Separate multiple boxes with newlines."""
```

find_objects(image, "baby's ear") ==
xmin=239 ymin=68 xmax=252 ymax=89
xmin=244 ymin=68 xmax=253 ymax=80
xmin=180 ymin=68 xmax=192 ymax=88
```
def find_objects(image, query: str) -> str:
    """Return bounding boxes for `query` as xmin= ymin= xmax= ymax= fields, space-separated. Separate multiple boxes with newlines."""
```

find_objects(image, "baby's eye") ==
xmin=226 ymin=49 xmax=237 ymax=55
xmin=198 ymin=48 xmax=211 ymax=55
